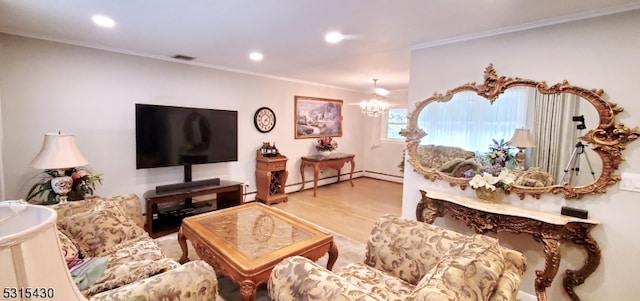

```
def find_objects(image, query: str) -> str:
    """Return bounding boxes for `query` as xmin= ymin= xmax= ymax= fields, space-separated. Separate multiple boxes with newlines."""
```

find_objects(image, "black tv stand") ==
xmin=144 ymin=180 xmax=243 ymax=238
xmin=155 ymin=178 xmax=221 ymax=194
xmin=154 ymin=164 xmax=221 ymax=194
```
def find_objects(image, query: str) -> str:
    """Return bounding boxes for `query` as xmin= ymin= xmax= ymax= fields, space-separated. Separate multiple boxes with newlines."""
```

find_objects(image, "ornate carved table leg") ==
xmin=562 ymin=224 xmax=601 ymax=301
xmin=299 ymin=162 xmax=306 ymax=192
xmin=312 ymin=164 xmax=319 ymax=197
xmin=240 ymin=280 xmax=257 ymax=301
xmin=177 ymin=227 xmax=189 ymax=264
xmin=534 ymin=237 xmax=561 ymax=301
xmin=348 ymin=158 xmax=355 ymax=187
xmin=416 ymin=192 xmax=441 ymax=224
xmin=326 ymin=241 xmax=339 ymax=270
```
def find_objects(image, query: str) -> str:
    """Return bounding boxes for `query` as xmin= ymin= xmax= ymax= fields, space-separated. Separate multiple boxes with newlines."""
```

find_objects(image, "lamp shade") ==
xmin=0 ymin=202 xmax=87 ymax=300
xmin=30 ymin=133 xmax=88 ymax=170
xmin=509 ymin=128 xmax=536 ymax=148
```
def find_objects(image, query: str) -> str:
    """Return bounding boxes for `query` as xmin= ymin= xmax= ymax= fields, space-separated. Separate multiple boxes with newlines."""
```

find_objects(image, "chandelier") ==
xmin=360 ymin=79 xmax=389 ymax=117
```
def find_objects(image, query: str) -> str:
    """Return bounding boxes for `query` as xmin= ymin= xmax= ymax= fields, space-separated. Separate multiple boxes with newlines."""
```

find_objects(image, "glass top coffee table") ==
xmin=177 ymin=202 xmax=338 ymax=301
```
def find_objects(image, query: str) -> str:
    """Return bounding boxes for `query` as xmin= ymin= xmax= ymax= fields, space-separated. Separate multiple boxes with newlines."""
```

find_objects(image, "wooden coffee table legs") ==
xmin=177 ymin=227 xmax=189 ymax=264
xmin=240 ymin=280 xmax=257 ymax=301
xmin=327 ymin=241 xmax=339 ymax=270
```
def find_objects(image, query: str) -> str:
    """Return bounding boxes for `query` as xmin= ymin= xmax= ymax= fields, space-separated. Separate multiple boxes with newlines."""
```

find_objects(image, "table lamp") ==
xmin=30 ymin=133 xmax=88 ymax=204
xmin=0 ymin=202 xmax=87 ymax=300
xmin=509 ymin=128 xmax=536 ymax=170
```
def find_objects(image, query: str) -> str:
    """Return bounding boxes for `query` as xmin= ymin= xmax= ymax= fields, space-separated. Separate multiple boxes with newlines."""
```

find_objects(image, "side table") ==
xmin=299 ymin=153 xmax=355 ymax=197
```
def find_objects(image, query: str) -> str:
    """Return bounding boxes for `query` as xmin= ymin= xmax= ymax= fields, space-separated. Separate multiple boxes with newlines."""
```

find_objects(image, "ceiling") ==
xmin=1 ymin=0 xmax=639 ymax=94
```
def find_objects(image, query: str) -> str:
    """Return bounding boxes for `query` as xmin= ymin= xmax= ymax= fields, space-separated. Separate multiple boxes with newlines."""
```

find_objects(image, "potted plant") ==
xmin=315 ymin=137 xmax=338 ymax=156
xmin=468 ymin=169 xmax=516 ymax=202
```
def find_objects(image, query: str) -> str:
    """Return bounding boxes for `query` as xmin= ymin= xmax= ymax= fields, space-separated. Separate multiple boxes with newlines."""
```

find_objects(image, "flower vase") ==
xmin=319 ymin=150 xmax=332 ymax=157
xmin=474 ymin=187 xmax=504 ymax=203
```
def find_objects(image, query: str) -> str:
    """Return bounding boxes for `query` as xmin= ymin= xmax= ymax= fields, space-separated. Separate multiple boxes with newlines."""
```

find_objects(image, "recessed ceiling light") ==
xmin=92 ymin=15 xmax=116 ymax=28
xmin=325 ymin=31 xmax=344 ymax=44
xmin=249 ymin=52 xmax=263 ymax=61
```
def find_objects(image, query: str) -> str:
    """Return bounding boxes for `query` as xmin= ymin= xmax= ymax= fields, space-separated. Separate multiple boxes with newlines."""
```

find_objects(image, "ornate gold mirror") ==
xmin=401 ymin=64 xmax=640 ymax=199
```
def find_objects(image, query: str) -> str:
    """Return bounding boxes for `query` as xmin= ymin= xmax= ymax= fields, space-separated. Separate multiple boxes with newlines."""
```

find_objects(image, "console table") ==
xmin=299 ymin=153 xmax=355 ymax=197
xmin=417 ymin=189 xmax=601 ymax=301
xmin=143 ymin=180 xmax=243 ymax=238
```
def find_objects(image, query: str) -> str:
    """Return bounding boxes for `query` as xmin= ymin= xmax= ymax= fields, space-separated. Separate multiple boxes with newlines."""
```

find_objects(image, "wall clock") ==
xmin=254 ymin=107 xmax=276 ymax=133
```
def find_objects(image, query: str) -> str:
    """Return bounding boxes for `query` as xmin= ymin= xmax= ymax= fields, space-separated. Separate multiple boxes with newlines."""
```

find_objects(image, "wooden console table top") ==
xmin=299 ymin=153 xmax=355 ymax=197
xmin=422 ymin=190 xmax=600 ymax=226
xmin=417 ymin=189 xmax=601 ymax=301
xmin=178 ymin=202 xmax=338 ymax=301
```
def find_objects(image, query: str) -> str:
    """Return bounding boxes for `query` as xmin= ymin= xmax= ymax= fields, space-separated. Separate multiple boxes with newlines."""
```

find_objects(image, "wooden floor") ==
xmin=273 ymin=177 xmax=403 ymax=244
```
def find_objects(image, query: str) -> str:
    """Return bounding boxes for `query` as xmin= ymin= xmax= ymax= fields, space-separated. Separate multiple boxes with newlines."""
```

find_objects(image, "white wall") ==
xmin=404 ymin=10 xmax=640 ymax=300
xmin=360 ymin=92 xmax=407 ymax=183
xmin=0 ymin=33 xmax=399 ymax=205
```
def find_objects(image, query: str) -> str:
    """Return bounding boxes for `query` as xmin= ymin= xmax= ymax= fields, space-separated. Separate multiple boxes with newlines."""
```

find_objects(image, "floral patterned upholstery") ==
xmin=268 ymin=215 xmax=526 ymax=301
xmin=51 ymin=194 xmax=218 ymax=300
xmin=515 ymin=167 xmax=555 ymax=187
xmin=417 ymin=144 xmax=480 ymax=176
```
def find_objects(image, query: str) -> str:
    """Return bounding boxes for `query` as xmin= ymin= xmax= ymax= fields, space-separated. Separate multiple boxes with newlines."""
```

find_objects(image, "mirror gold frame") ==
xmin=401 ymin=64 xmax=640 ymax=199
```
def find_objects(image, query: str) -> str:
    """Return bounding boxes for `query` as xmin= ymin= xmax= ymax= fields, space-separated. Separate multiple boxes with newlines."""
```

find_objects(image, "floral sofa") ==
xmin=417 ymin=144 xmax=480 ymax=177
xmin=51 ymin=194 xmax=217 ymax=300
xmin=268 ymin=215 xmax=526 ymax=301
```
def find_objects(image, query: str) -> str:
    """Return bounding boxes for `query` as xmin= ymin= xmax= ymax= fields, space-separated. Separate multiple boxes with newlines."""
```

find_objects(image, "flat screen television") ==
xmin=135 ymin=103 xmax=238 ymax=170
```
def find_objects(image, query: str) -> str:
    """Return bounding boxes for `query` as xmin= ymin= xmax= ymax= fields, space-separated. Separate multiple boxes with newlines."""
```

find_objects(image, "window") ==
xmin=418 ymin=87 xmax=529 ymax=151
xmin=383 ymin=108 xmax=408 ymax=141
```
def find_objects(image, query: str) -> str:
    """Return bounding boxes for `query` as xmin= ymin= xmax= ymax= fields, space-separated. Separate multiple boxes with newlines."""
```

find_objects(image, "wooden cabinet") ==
xmin=255 ymin=149 xmax=288 ymax=205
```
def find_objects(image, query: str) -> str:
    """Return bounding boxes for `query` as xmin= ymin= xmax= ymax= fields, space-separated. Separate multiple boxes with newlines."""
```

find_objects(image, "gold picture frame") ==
xmin=294 ymin=96 xmax=343 ymax=139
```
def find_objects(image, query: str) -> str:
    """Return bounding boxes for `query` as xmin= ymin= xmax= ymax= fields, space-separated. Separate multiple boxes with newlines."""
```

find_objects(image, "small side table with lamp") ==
xmin=509 ymin=128 xmax=536 ymax=171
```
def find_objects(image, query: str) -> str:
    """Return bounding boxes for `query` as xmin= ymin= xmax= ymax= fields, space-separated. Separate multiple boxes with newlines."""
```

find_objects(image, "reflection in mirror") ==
xmin=416 ymin=87 xmax=602 ymax=187
xmin=402 ymin=64 xmax=640 ymax=199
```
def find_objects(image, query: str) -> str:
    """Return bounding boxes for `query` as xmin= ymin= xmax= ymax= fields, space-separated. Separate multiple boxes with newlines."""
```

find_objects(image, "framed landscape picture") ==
xmin=294 ymin=96 xmax=343 ymax=139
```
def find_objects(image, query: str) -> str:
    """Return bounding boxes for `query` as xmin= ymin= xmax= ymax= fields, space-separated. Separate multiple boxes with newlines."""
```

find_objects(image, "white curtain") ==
xmin=418 ymin=87 xmax=529 ymax=152
xmin=529 ymin=91 xmax=578 ymax=182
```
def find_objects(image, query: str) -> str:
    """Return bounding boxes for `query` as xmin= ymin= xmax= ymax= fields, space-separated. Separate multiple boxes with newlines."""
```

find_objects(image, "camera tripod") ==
xmin=561 ymin=141 xmax=596 ymax=185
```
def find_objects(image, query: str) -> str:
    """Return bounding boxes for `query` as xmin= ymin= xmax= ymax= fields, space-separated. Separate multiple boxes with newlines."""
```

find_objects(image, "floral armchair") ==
xmin=51 ymin=194 xmax=218 ymax=300
xmin=268 ymin=215 xmax=526 ymax=301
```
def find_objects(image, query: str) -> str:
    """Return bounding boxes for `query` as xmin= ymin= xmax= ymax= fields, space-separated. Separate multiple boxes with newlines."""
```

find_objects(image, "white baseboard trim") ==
xmin=362 ymin=171 xmax=403 ymax=183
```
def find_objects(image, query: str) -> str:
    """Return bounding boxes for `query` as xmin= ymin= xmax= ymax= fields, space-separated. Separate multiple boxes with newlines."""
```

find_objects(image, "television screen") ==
xmin=135 ymin=103 xmax=238 ymax=169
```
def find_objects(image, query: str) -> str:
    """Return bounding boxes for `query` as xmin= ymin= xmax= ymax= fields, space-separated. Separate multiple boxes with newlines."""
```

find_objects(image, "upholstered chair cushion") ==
xmin=409 ymin=234 xmax=506 ymax=301
xmin=56 ymin=227 xmax=80 ymax=263
xmin=364 ymin=215 xmax=470 ymax=285
xmin=57 ymin=204 xmax=148 ymax=257
xmin=52 ymin=194 xmax=144 ymax=228
xmin=83 ymin=258 xmax=179 ymax=297
xmin=268 ymin=256 xmax=382 ymax=301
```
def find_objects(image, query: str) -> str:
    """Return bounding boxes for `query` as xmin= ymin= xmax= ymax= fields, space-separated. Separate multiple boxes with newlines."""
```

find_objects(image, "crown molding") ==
xmin=411 ymin=2 xmax=640 ymax=50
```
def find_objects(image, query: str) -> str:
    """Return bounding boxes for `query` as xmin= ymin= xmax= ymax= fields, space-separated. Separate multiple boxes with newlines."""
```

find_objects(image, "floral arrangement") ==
xmin=315 ymin=136 xmax=338 ymax=152
xmin=469 ymin=169 xmax=516 ymax=191
xmin=27 ymin=167 xmax=103 ymax=204
xmin=486 ymin=138 xmax=517 ymax=167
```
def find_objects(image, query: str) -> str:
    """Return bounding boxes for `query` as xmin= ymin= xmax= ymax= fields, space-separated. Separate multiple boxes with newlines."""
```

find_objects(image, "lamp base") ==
xmin=514 ymin=148 xmax=526 ymax=171
xmin=50 ymin=174 xmax=73 ymax=204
